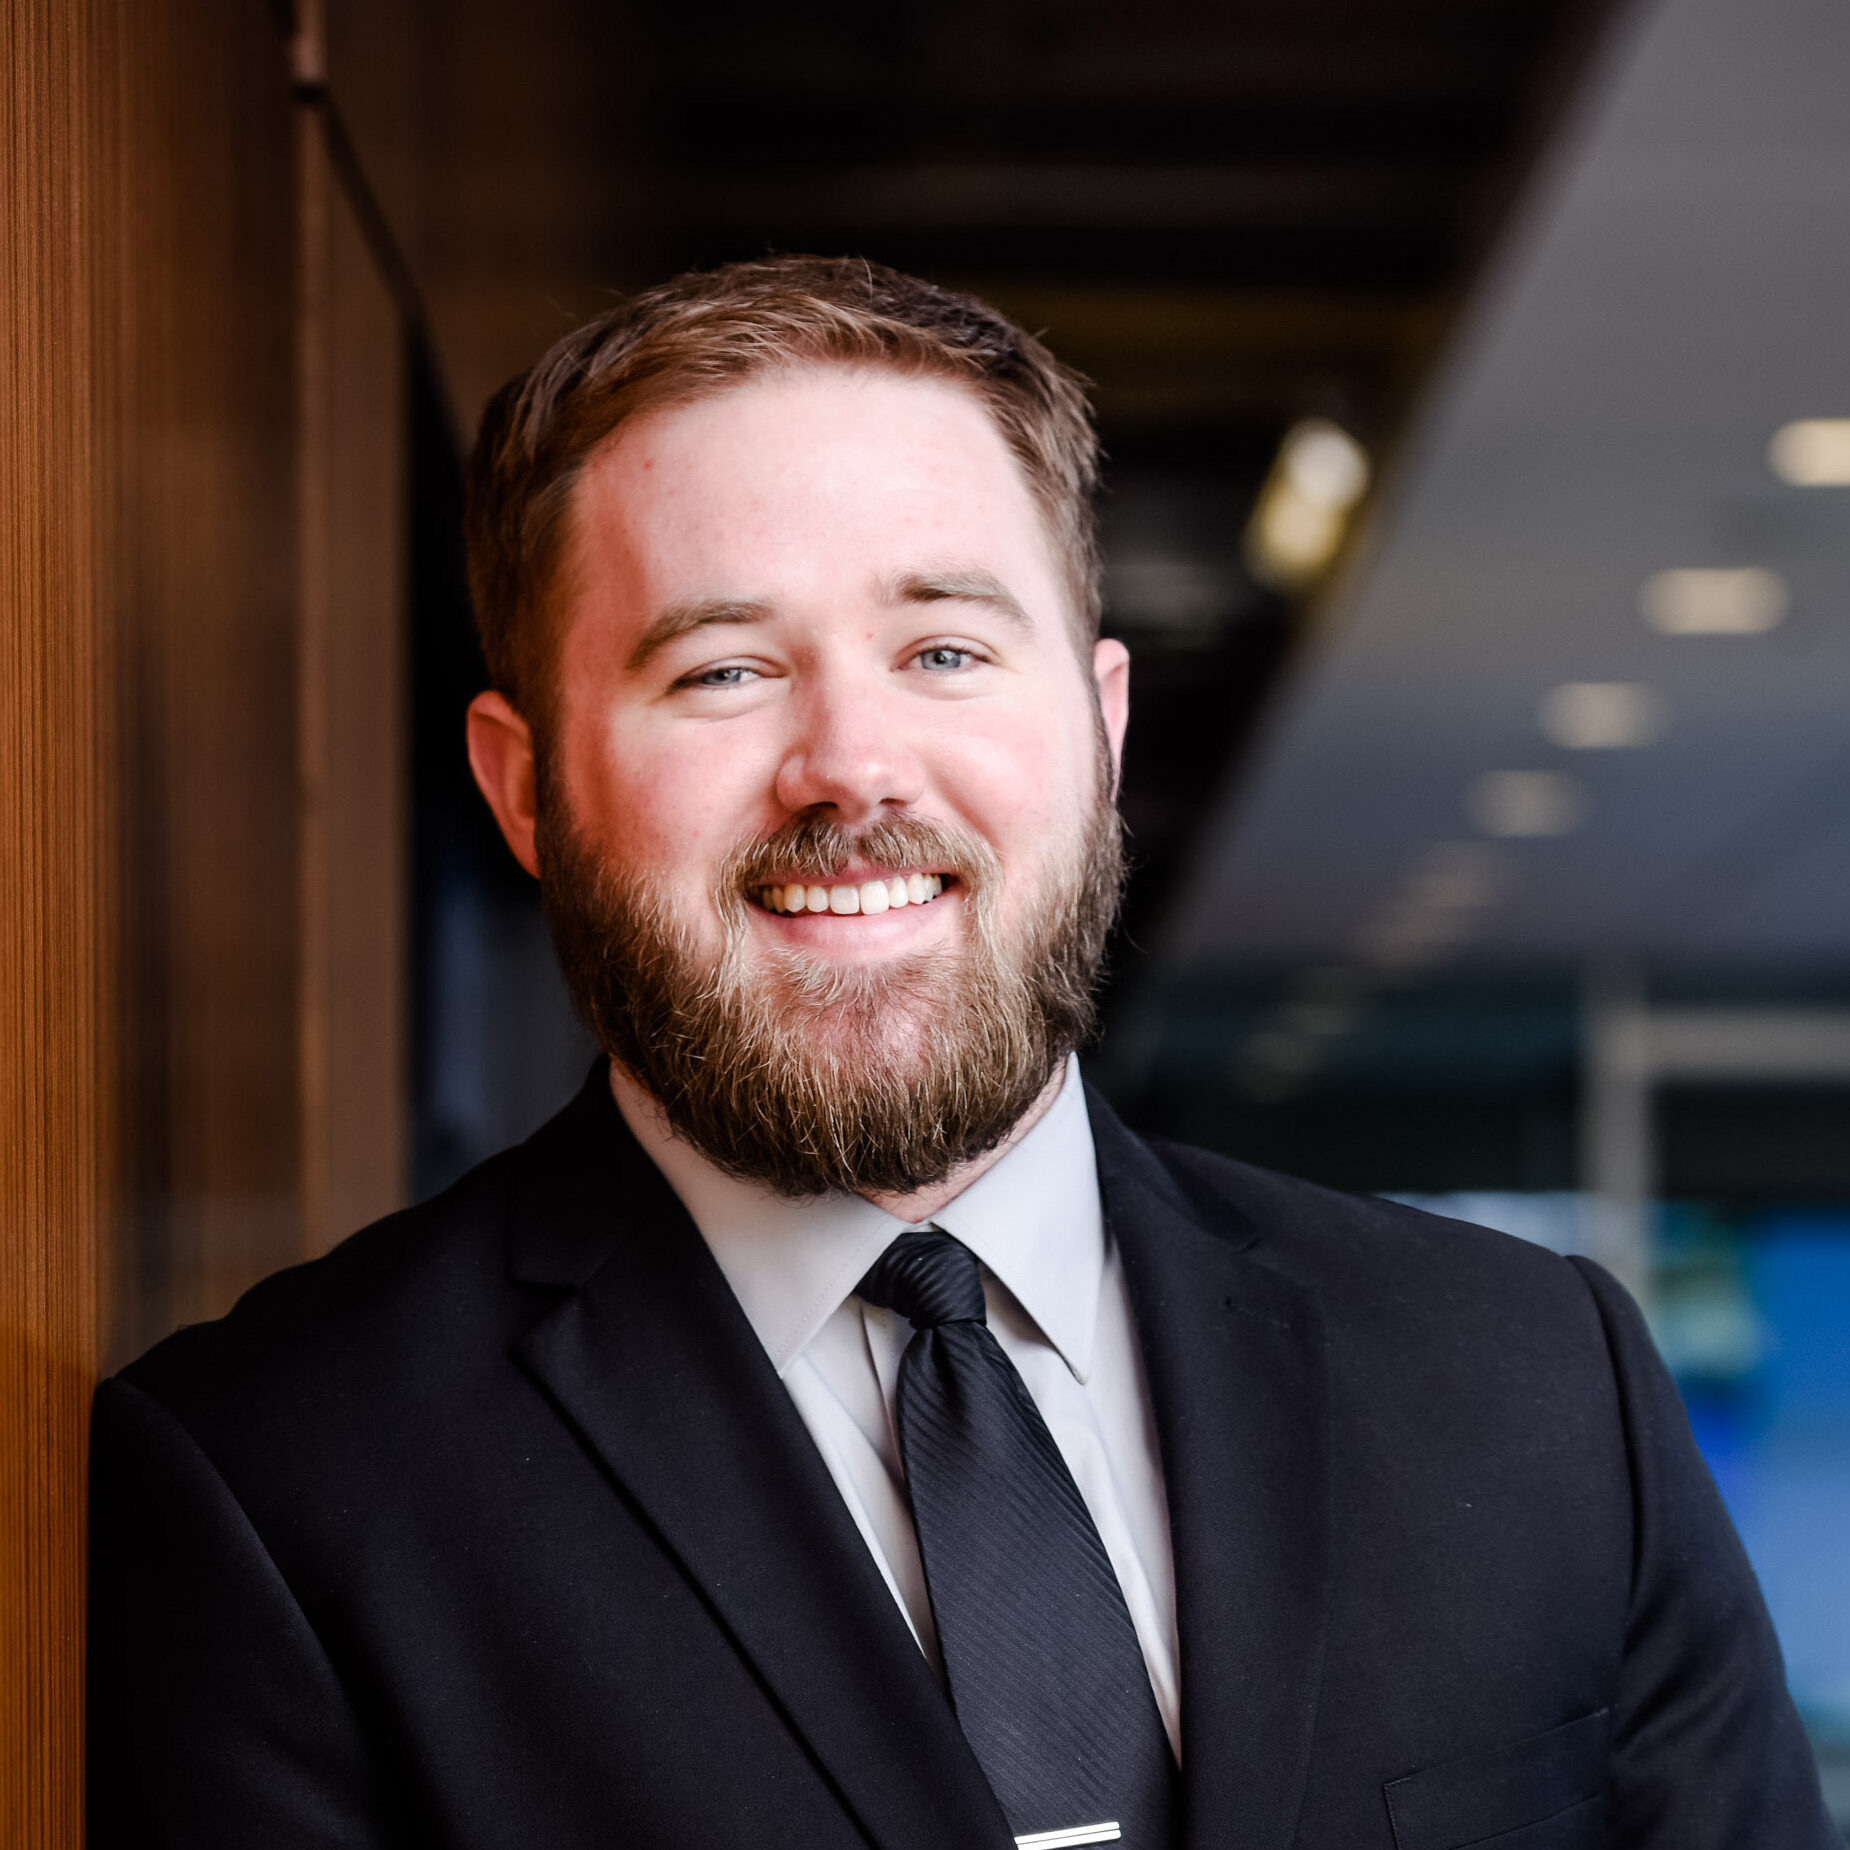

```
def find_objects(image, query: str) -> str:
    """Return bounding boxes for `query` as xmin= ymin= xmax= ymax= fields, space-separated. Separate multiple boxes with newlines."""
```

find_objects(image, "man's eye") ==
xmin=683 ymin=664 xmax=758 ymax=689
xmin=917 ymin=645 xmax=976 ymax=672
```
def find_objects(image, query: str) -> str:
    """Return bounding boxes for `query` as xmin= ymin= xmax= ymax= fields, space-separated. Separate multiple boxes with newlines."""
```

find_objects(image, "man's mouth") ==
xmin=753 ymin=872 xmax=950 ymax=916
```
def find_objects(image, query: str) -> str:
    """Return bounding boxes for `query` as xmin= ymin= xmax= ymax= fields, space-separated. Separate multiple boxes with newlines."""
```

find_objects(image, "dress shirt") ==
xmin=611 ymin=1056 xmax=1180 ymax=1753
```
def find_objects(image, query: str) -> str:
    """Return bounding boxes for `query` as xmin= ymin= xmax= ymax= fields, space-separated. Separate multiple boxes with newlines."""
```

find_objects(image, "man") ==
xmin=91 ymin=257 xmax=1835 ymax=1849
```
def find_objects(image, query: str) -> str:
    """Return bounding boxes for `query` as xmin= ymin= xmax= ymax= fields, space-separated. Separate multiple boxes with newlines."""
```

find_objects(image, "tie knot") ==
xmin=857 ymin=1228 xmax=987 ymax=1329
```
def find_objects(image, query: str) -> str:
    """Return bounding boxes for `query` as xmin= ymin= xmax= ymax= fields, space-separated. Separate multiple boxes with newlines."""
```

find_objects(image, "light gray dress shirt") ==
xmin=611 ymin=1055 xmax=1181 ymax=1753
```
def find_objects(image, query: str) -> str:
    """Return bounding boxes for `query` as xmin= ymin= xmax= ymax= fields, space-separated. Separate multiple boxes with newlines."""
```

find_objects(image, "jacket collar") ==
xmin=508 ymin=1065 xmax=1014 ymax=1850
xmin=505 ymin=1064 xmax=645 ymax=1289
xmin=1088 ymin=1088 xmax=1334 ymax=1850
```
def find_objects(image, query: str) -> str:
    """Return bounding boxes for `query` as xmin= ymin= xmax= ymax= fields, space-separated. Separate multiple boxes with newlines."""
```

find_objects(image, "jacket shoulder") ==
xmin=1138 ymin=1131 xmax=1594 ymax=1312
xmin=115 ymin=1142 xmax=527 ymax=1425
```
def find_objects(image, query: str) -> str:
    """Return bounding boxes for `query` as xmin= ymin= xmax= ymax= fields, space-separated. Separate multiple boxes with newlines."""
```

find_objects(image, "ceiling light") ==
xmin=1639 ymin=567 xmax=1787 ymax=635
xmin=1467 ymin=769 xmax=1584 ymax=838
xmin=1538 ymin=682 xmax=1670 ymax=749
xmin=1245 ymin=418 xmax=1371 ymax=592
xmin=1768 ymin=418 xmax=1850 ymax=486
xmin=1282 ymin=419 xmax=1370 ymax=506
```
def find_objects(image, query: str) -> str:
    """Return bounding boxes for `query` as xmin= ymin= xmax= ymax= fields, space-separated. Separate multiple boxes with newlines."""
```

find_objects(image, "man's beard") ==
xmin=535 ymin=781 xmax=1125 ymax=1200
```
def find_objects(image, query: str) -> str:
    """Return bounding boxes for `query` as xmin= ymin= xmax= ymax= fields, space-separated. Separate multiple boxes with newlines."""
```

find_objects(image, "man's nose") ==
xmin=773 ymin=679 xmax=926 ymax=823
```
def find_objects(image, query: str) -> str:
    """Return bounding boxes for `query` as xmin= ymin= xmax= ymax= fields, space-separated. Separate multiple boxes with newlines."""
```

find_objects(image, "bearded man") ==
xmin=90 ymin=258 xmax=1833 ymax=1850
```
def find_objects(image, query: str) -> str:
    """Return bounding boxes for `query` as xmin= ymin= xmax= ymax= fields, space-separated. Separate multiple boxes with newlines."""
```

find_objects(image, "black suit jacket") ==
xmin=90 ymin=1067 xmax=1836 ymax=1849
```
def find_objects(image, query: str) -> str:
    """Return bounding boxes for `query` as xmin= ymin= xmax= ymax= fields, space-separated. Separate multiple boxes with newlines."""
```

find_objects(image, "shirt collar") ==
xmin=611 ymin=1055 xmax=1104 ymax=1383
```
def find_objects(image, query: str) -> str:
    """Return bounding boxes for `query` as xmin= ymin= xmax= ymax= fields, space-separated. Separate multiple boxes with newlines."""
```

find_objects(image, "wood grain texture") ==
xmin=5 ymin=0 xmax=416 ymax=1827
xmin=1 ymin=3 xmax=111 ymax=1837
xmin=107 ymin=0 xmax=304 ymax=1365
xmin=2 ymin=0 xmax=381 ymax=1834
xmin=299 ymin=117 xmax=409 ymax=1254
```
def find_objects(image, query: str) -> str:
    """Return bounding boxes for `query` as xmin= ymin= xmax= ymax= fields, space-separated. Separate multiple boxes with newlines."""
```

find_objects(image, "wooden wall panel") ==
xmin=109 ymin=0 xmax=303 ymax=1364
xmin=323 ymin=0 xmax=431 ymax=289
xmin=1 ymin=9 xmax=112 ymax=1840
xmin=5 ymin=0 xmax=418 ymax=1831
xmin=4 ymin=0 xmax=344 ymax=1835
xmin=300 ymin=121 xmax=409 ymax=1254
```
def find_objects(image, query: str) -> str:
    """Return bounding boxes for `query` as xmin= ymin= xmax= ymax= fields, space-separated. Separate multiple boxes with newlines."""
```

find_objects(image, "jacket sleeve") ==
xmin=1568 ymin=1257 xmax=1839 ymax=1848
xmin=89 ymin=1375 xmax=405 ymax=1848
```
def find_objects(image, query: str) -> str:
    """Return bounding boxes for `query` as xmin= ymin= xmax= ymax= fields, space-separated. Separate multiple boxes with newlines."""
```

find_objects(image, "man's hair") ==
xmin=463 ymin=255 xmax=1102 ymax=723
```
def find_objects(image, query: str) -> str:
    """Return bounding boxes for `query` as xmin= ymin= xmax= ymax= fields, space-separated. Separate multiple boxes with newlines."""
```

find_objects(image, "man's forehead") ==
xmin=560 ymin=372 xmax=1073 ymax=651
xmin=573 ymin=375 xmax=1027 ymax=536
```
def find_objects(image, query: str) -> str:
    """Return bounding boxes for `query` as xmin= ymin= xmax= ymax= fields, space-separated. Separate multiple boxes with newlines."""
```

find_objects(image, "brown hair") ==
xmin=463 ymin=255 xmax=1102 ymax=722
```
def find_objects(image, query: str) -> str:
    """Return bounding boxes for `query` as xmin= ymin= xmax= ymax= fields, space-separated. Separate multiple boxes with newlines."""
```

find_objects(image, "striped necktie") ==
xmin=857 ymin=1227 xmax=1177 ymax=1850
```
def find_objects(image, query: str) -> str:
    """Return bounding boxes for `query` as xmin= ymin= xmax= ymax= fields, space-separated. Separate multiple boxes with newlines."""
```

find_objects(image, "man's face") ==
xmin=471 ymin=366 xmax=1129 ymax=1196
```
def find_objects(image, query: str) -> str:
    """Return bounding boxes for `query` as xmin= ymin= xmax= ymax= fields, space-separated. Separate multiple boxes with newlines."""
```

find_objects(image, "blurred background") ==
xmin=3 ymin=0 xmax=1846 ymax=1836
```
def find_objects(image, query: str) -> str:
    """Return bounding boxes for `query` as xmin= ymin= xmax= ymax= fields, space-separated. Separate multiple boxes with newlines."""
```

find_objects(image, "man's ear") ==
xmin=465 ymin=691 xmax=542 ymax=877
xmin=1093 ymin=637 xmax=1130 ymax=793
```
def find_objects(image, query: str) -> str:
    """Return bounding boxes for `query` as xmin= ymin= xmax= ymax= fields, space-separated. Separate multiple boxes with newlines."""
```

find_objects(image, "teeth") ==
xmin=757 ymin=873 xmax=944 ymax=914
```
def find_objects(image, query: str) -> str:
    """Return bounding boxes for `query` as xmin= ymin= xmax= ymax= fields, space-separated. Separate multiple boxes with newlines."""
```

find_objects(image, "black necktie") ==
xmin=857 ymin=1228 xmax=1177 ymax=1850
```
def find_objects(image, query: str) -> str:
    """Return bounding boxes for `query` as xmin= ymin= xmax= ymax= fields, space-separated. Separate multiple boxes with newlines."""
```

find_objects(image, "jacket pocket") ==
xmin=1383 ymin=1707 xmax=1611 ymax=1850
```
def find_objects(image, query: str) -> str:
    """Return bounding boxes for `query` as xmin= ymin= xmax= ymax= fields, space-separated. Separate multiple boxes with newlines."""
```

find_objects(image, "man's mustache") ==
xmin=721 ymin=814 xmax=992 ymax=894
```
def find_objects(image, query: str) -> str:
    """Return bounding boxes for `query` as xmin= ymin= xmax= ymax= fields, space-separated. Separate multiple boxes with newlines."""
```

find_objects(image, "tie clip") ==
xmin=1014 ymin=1827 xmax=1121 ymax=1849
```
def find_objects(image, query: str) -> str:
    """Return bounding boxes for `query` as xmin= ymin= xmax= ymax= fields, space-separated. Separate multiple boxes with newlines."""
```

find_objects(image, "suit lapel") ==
xmin=1090 ymin=1095 xmax=1333 ymax=1850
xmin=508 ymin=1073 xmax=1011 ymax=1850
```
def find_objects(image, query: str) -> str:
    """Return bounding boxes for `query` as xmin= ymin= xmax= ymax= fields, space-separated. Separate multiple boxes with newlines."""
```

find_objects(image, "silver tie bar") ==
xmin=1013 ymin=1827 xmax=1122 ymax=1850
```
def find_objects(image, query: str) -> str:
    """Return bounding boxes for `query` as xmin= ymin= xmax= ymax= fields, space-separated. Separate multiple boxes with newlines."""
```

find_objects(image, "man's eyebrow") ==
xmin=625 ymin=597 xmax=773 ymax=672
xmin=888 ymin=568 xmax=1031 ymax=627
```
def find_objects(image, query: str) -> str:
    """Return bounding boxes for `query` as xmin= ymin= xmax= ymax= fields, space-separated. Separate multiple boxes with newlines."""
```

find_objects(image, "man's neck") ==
xmin=609 ymin=1057 xmax=1076 ymax=1224
xmin=861 ymin=1062 xmax=1070 ymax=1224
